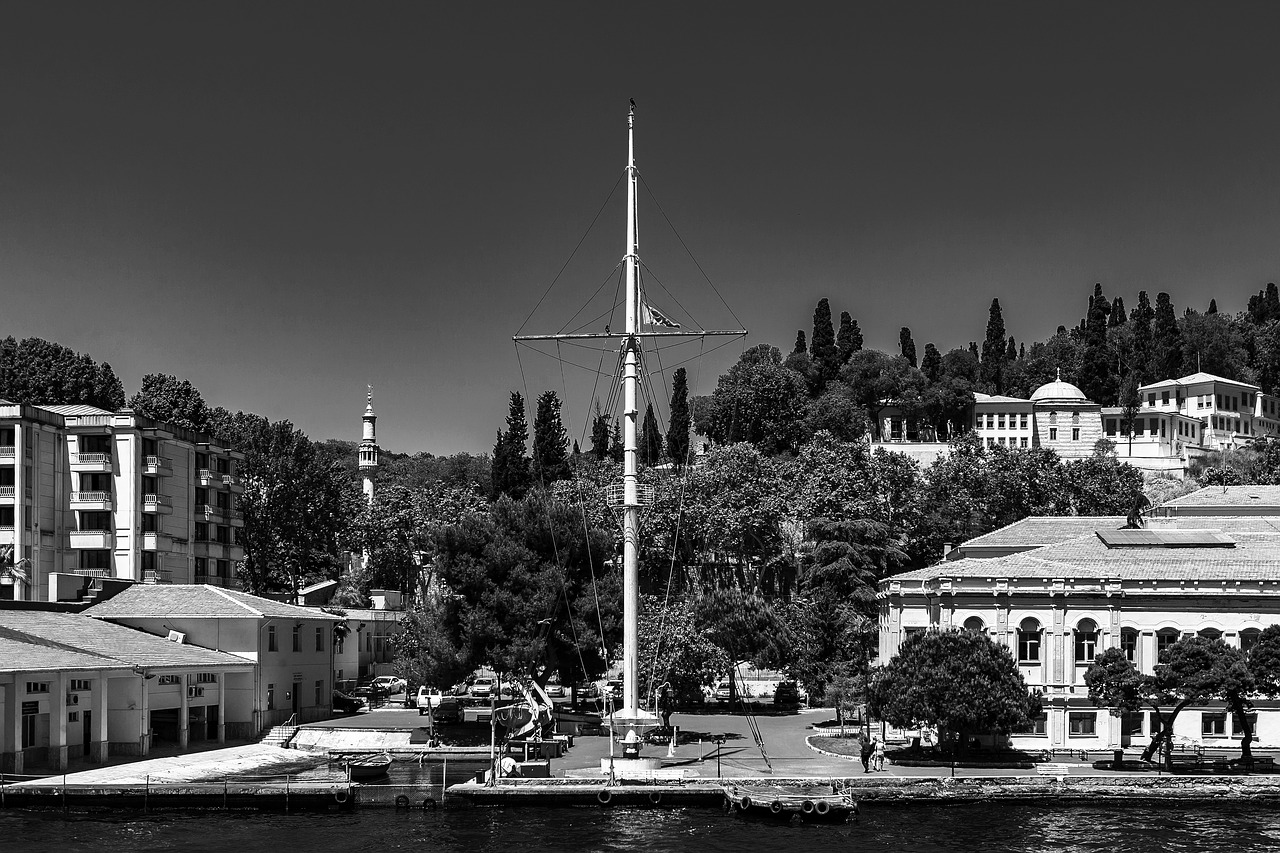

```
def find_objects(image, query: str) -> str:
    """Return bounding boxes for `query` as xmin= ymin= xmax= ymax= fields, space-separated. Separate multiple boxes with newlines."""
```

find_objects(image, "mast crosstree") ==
xmin=513 ymin=102 xmax=745 ymax=757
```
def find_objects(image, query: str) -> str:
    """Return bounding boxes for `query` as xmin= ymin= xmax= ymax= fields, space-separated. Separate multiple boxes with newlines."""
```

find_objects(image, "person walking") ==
xmin=860 ymin=735 xmax=873 ymax=773
xmin=872 ymin=737 xmax=885 ymax=771
xmin=657 ymin=684 xmax=673 ymax=729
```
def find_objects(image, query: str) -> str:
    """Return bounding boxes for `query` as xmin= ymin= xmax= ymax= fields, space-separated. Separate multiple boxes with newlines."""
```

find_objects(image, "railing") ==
xmin=0 ymin=446 xmax=14 ymax=458
xmin=72 ymin=452 xmax=110 ymax=464
xmin=198 ymin=468 xmax=215 ymax=483
xmin=202 ymin=504 xmax=227 ymax=518
xmin=144 ymin=455 xmax=171 ymax=469
xmin=71 ymin=568 xmax=111 ymax=578
xmin=0 ymin=487 xmax=14 ymax=498
xmin=143 ymin=569 xmax=172 ymax=584
xmin=143 ymin=494 xmax=170 ymax=507
xmin=70 ymin=491 xmax=111 ymax=503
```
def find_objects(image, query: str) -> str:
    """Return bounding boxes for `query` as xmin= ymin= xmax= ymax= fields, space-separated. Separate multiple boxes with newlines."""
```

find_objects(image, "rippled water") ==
xmin=4 ymin=802 xmax=1278 ymax=853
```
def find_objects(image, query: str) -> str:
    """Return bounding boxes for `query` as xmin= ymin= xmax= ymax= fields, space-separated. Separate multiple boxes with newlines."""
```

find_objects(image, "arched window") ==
xmin=1198 ymin=628 xmax=1222 ymax=641
xmin=963 ymin=616 xmax=985 ymax=634
xmin=1074 ymin=618 xmax=1098 ymax=664
xmin=1120 ymin=628 xmax=1139 ymax=663
xmin=1241 ymin=629 xmax=1262 ymax=654
xmin=1018 ymin=618 xmax=1041 ymax=663
xmin=1156 ymin=628 xmax=1181 ymax=659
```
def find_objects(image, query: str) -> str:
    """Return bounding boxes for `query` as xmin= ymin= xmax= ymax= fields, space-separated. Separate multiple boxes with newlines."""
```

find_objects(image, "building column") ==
xmin=216 ymin=674 xmax=226 ymax=744
xmin=91 ymin=677 xmax=108 ymax=763
xmin=1 ymin=683 xmax=21 ymax=775
xmin=1140 ymin=631 xmax=1157 ymax=676
xmin=140 ymin=676 xmax=151 ymax=756
xmin=179 ymin=674 xmax=190 ymax=749
xmin=50 ymin=672 xmax=68 ymax=772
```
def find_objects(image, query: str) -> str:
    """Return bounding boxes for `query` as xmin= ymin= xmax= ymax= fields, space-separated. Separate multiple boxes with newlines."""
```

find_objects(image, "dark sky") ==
xmin=5 ymin=2 xmax=1280 ymax=454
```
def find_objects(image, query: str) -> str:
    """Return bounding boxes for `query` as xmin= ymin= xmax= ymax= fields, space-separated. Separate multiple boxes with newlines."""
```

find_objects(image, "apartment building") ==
xmin=0 ymin=401 xmax=244 ymax=601
xmin=1134 ymin=372 xmax=1280 ymax=451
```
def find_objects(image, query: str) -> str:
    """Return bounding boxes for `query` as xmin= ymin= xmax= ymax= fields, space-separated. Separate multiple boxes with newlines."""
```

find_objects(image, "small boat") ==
xmin=347 ymin=755 xmax=392 ymax=780
xmin=723 ymin=784 xmax=858 ymax=823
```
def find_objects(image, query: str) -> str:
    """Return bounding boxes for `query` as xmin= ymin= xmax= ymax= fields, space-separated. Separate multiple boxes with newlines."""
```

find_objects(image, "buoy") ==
xmin=740 ymin=796 xmax=752 ymax=810
xmin=801 ymin=799 xmax=815 ymax=814
xmin=597 ymin=789 xmax=613 ymax=805
xmin=394 ymin=794 xmax=410 ymax=809
xmin=648 ymin=791 xmax=662 ymax=805
xmin=814 ymin=799 xmax=830 ymax=816
xmin=770 ymin=800 xmax=783 ymax=815
xmin=333 ymin=786 xmax=348 ymax=804
xmin=422 ymin=797 xmax=437 ymax=810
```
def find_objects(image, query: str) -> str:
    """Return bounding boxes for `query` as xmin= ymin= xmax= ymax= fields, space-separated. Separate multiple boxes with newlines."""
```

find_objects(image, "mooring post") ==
xmin=144 ymin=774 xmax=149 ymax=814
xmin=286 ymin=775 xmax=290 ymax=814
xmin=62 ymin=773 xmax=67 ymax=813
xmin=224 ymin=779 xmax=228 ymax=810
xmin=441 ymin=756 xmax=447 ymax=804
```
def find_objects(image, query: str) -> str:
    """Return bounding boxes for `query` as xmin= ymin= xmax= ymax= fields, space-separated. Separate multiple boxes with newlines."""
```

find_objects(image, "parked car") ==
xmin=604 ymin=679 xmax=623 ymax=702
xmin=544 ymin=682 xmax=566 ymax=698
xmin=470 ymin=676 xmax=496 ymax=698
xmin=416 ymin=686 xmax=445 ymax=709
xmin=332 ymin=690 xmax=364 ymax=714
xmin=372 ymin=675 xmax=406 ymax=694
xmin=421 ymin=694 xmax=462 ymax=723
xmin=714 ymin=682 xmax=732 ymax=703
xmin=574 ymin=682 xmax=600 ymax=699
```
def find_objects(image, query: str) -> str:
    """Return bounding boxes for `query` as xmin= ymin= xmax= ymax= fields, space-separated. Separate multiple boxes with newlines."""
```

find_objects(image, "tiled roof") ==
xmin=957 ymin=516 xmax=1128 ymax=548
xmin=1140 ymin=372 xmax=1257 ymax=391
xmin=973 ymin=393 xmax=1032 ymax=404
xmin=887 ymin=532 xmax=1280 ymax=584
xmin=0 ymin=611 xmax=252 ymax=671
xmin=0 ymin=627 xmax=124 ymax=674
xmin=85 ymin=584 xmax=342 ymax=621
xmin=1155 ymin=516 xmax=1280 ymax=533
xmin=38 ymin=403 xmax=114 ymax=416
xmin=1162 ymin=486 xmax=1280 ymax=508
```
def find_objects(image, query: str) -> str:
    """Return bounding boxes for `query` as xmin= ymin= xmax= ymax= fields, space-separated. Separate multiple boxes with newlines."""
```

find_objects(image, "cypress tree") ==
xmin=1019 ymin=343 xmax=1026 ymax=359
xmin=836 ymin=312 xmax=861 ymax=363
xmin=792 ymin=330 xmax=807 ymax=356
xmin=1077 ymin=283 xmax=1115 ymax=404
xmin=1110 ymin=296 xmax=1126 ymax=326
xmin=969 ymin=341 xmax=980 ymax=362
xmin=640 ymin=404 xmax=663 ymax=466
xmin=532 ymin=390 xmax=570 ymax=483
xmin=1268 ymin=283 xmax=1280 ymax=321
xmin=590 ymin=401 xmax=611 ymax=460
xmin=980 ymin=298 xmax=1007 ymax=392
xmin=610 ymin=419 xmax=624 ymax=463
xmin=1005 ymin=336 xmax=1017 ymax=362
xmin=1207 ymin=298 xmax=1218 ymax=315
xmin=1151 ymin=292 xmax=1184 ymax=381
xmin=666 ymin=367 xmax=691 ymax=467
xmin=1129 ymin=291 xmax=1154 ymax=385
xmin=921 ymin=343 xmax=942 ymax=383
xmin=810 ymin=298 xmax=840 ymax=380
xmin=899 ymin=327 xmax=917 ymax=368
xmin=492 ymin=392 xmax=531 ymax=497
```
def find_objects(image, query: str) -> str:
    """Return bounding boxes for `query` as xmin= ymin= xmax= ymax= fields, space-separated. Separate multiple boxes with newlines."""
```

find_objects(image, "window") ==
xmin=267 ymin=683 xmax=275 ymax=711
xmin=1018 ymin=619 xmax=1041 ymax=663
xmin=158 ymin=675 xmax=181 ymax=685
xmin=267 ymin=625 xmax=277 ymax=652
xmin=1134 ymin=421 xmax=1145 ymax=436
xmin=197 ymin=672 xmax=217 ymax=684
xmin=1018 ymin=414 xmax=1027 ymax=430
xmin=962 ymin=616 xmax=985 ymax=634
xmin=1232 ymin=712 xmax=1258 ymax=738
xmin=216 ymin=525 xmax=230 ymax=544
xmin=80 ymin=510 xmax=111 ymax=531
xmin=21 ymin=703 xmax=37 ymax=749
xmin=141 ymin=513 xmax=157 ymax=533
xmin=1074 ymin=619 xmax=1098 ymax=664
xmin=1020 ymin=437 xmax=1028 ymax=448
xmin=1069 ymin=712 xmax=1097 ymax=736
xmin=316 ymin=627 xmax=324 ymax=651
xmin=1198 ymin=628 xmax=1222 ymax=641
xmin=215 ymin=490 xmax=230 ymax=510
xmin=69 ymin=679 xmax=91 ymax=692
xmin=142 ymin=475 xmax=157 ymax=496
xmin=215 ymin=456 xmax=230 ymax=475
xmin=1202 ymin=712 xmax=1227 ymax=737
xmin=315 ymin=680 xmax=324 ymax=706
xmin=986 ymin=414 xmax=994 ymax=429
xmin=1120 ymin=628 xmax=1139 ymax=663
xmin=195 ymin=557 xmax=207 ymax=579
xmin=986 ymin=437 xmax=995 ymax=448
xmin=292 ymin=625 xmax=302 ymax=652
xmin=195 ymin=487 xmax=208 ymax=508
xmin=998 ymin=414 xmax=1006 ymax=430
xmin=195 ymin=522 xmax=209 ymax=542
xmin=1148 ymin=393 xmax=1156 ymax=406
xmin=1049 ymin=427 xmax=1057 ymax=441
xmin=1156 ymin=628 xmax=1180 ymax=659
xmin=68 ymin=711 xmax=79 ymax=723
xmin=1071 ymin=428 xmax=1080 ymax=441
xmin=1162 ymin=391 xmax=1169 ymax=405
xmin=196 ymin=452 xmax=208 ymax=470
xmin=1105 ymin=419 xmax=1117 ymax=435
xmin=1029 ymin=712 xmax=1047 ymax=735
xmin=26 ymin=682 xmax=49 ymax=694
xmin=1122 ymin=712 xmax=1145 ymax=736
xmin=1241 ymin=629 xmax=1262 ymax=654
xmin=217 ymin=559 xmax=230 ymax=578
xmin=141 ymin=551 xmax=156 ymax=572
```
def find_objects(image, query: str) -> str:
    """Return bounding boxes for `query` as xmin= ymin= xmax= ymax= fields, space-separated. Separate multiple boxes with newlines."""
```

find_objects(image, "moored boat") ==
xmin=347 ymin=755 xmax=392 ymax=780
xmin=723 ymin=784 xmax=858 ymax=822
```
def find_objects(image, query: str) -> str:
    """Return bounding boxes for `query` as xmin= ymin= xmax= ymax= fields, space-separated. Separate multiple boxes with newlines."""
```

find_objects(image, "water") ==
xmin=4 ymin=802 xmax=1278 ymax=853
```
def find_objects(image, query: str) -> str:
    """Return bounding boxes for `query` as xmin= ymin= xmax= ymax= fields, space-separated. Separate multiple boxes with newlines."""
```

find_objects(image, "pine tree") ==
xmin=1151 ymin=292 xmax=1184 ymax=381
xmin=590 ymin=401 xmax=611 ymax=460
xmin=532 ymin=390 xmax=570 ymax=483
xmin=980 ymin=298 xmax=1007 ymax=393
xmin=899 ymin=327 xmax=917 ymax=368
xmin=921 ymin=343 xmax=943 ymax=383
xmin=666 ymin=367 xmax=691 ymax=467
xmin=836 ymin=312 xmax=861 ymax=364
xmin=792 ymin=330 xmax=807 ymax=356
xmin=640 ymin=404 xmax=663 ymax=466
xmin=810 ymin=298 xmax=840 ymax=381
xmin=1129 ymin=291 xmax=1154 ymax=385
xmin=610 ymin=419 xmax=624 ymax=463
xmin=492 ymin=391 xmax=531 ymax=497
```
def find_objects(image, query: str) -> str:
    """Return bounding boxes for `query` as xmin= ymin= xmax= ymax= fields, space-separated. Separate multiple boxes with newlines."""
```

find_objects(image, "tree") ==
xmin=129 ymin=373 xmax=210 ymax=432
xmin=868 ymin=629 xmax=1041 ymax=755
xmin=836 ymin=312 xmax=862 ymax=364
xmin=803 ymin=387 xmax=870 ymax=443
xmin=492 ymin=392 xmax=531 ymax=498
xmin=590 ymin=401 xmax=611 ymax=461
xmin=532 ymin=390 xmax=570 ymax=484
xmin=610 ymin=418 xmax=624 ymax=463
xmin=1118 ymin=372 xmax=1141 ymax=455
xmin=1110 ymin=295 xmax=1126 ymax=325
xmin=840 ymin=350 xmax=925 ymax=441
xmin=810 ymin=298 xmax=840 ymax=382
xmin=666 ymin=367 xmax=691 ymax=467
xmin=899 ymin=327 xmax=917 ymax=368
xmin=0 ymin=337 xmax=125 ymax=410
xmin=637 ymin=593 xmax=729 ymax=706
xmin=1077 ymin=283 xmax=1115 ymax=405
xmin=1129 ymin=291 xmax=1154 ymax=385
xmin=640 ymin=403 xmax=663 ymax=466
xmin=1208 ymin=298 xmax=1218 ymax=315
xmin=1151 ymin=292 xmax=1184 ymax=381
xmin=696 ymin=588 xmax=792 ymax=694
xmin=791 ymin=330 xmax=807 ymax=356
xmin=920 ymin=343 xmax=943 ymax=383
xmin=705 ymin=344 xmax=809 ymax=455
xmin=981 ymin=298 xmax=1008 ymax=393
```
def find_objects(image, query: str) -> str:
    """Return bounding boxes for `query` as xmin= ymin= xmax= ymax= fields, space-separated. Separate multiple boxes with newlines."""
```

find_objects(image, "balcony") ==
xmin=69 ymin=530 xmax=114 ymax=549
xmin=0 ymin=446 xmax=14 ymax=461
xmin=70 ymin=568 xmax=112 ymax=579
xmin=141 ymin=531 xmax=161 ymax=551
xmin=143 ymin=455 xmax=171 ymax=474
xmin=0 ymin=486 xmax=13 ymax=502
xmin=70 ymin=491 xmax=113 ymax=510
xmin=143 ymin=569 xmax=172 ymax=584
xmin=198 ymin=468 xmax=217 ymax=486
xmin=143 ymin=493 xmax=172 ymax=513
xmin=70 ymin=452 xmax=113 ymax=473
xmin=200 ymin=504 xmax=228 ymax=521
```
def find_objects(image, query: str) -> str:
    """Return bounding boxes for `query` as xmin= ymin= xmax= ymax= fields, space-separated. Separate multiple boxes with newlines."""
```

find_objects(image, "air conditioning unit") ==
xmin=196 ymin=687 xmax=204 ymax=697
xmin=188 ymin=686 xmax=198 ymax=698
xmin=67 ymin=694 xmax=79 ymax=705
xmin=167 ymin=630 xmax=186 ymax=644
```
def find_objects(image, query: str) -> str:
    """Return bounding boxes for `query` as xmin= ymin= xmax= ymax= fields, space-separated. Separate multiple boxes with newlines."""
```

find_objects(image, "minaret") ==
xmin=358 ymin=386 xmax=379 ymax=505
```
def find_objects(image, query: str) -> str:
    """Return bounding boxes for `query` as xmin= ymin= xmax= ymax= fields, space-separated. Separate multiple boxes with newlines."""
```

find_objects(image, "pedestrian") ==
xmin=872 ymin=737 xmax=885 ymax=771
xmin=658 ymin=684 xmax=672 ymax=729
xmin=860 ymin=735 xmax=873 ymax=773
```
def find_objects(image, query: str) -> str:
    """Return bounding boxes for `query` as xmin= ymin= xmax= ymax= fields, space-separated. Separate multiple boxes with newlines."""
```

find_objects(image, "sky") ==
xmin=5 ymin=2 xmax=1280 ymax=455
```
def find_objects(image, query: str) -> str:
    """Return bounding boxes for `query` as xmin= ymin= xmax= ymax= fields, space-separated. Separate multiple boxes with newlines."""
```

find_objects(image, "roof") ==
xmin=1139 ymin=372 xmax=1259 ymax=392
xmin=887 ymin=531 xmax=1280 ymax=584
xmin=0 ymin=627 xmax=126 ymax=674
xmin=955 ymin=516 xmax=1127 ymax=550
xmin=1161 ymin=486 xmax=1280 ymax=509
xmin=38 ymin=404 xmax=114 ymax=417
xmin=1094 ymin=529 xmax=1235 ymax=548
xmin=85 ymin=585 xmax=342 ymax=621
xmin=973 ymin=393 xmax=1033 ymax=405
xmin=0 ymin=611 xmax=253 ymax=672
xmin=1030 ymin=378 xmax=1088 ymax=403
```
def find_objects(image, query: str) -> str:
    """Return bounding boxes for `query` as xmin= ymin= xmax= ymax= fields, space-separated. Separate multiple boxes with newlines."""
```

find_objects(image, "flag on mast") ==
xmin=640 ymin=299 xmax=680 ymax=328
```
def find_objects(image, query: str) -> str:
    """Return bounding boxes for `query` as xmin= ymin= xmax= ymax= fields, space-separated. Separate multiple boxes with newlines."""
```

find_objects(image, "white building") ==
xmin=879 ymin=523 xmax=1280 ymax=753
xmin=0 ymin=401 xmax=245 ymax=601
xmin=1134 ymin=372 xmax=1280 ymax=451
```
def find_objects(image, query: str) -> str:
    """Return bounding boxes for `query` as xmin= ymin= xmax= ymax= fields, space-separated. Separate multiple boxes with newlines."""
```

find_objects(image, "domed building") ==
xmin=971 ymin=370 xmax=1103 ymax=459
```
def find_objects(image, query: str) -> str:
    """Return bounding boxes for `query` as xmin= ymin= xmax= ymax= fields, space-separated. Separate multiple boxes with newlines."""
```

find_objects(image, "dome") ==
xmin=1030 ymin=370 xmax=1089 ymax=403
